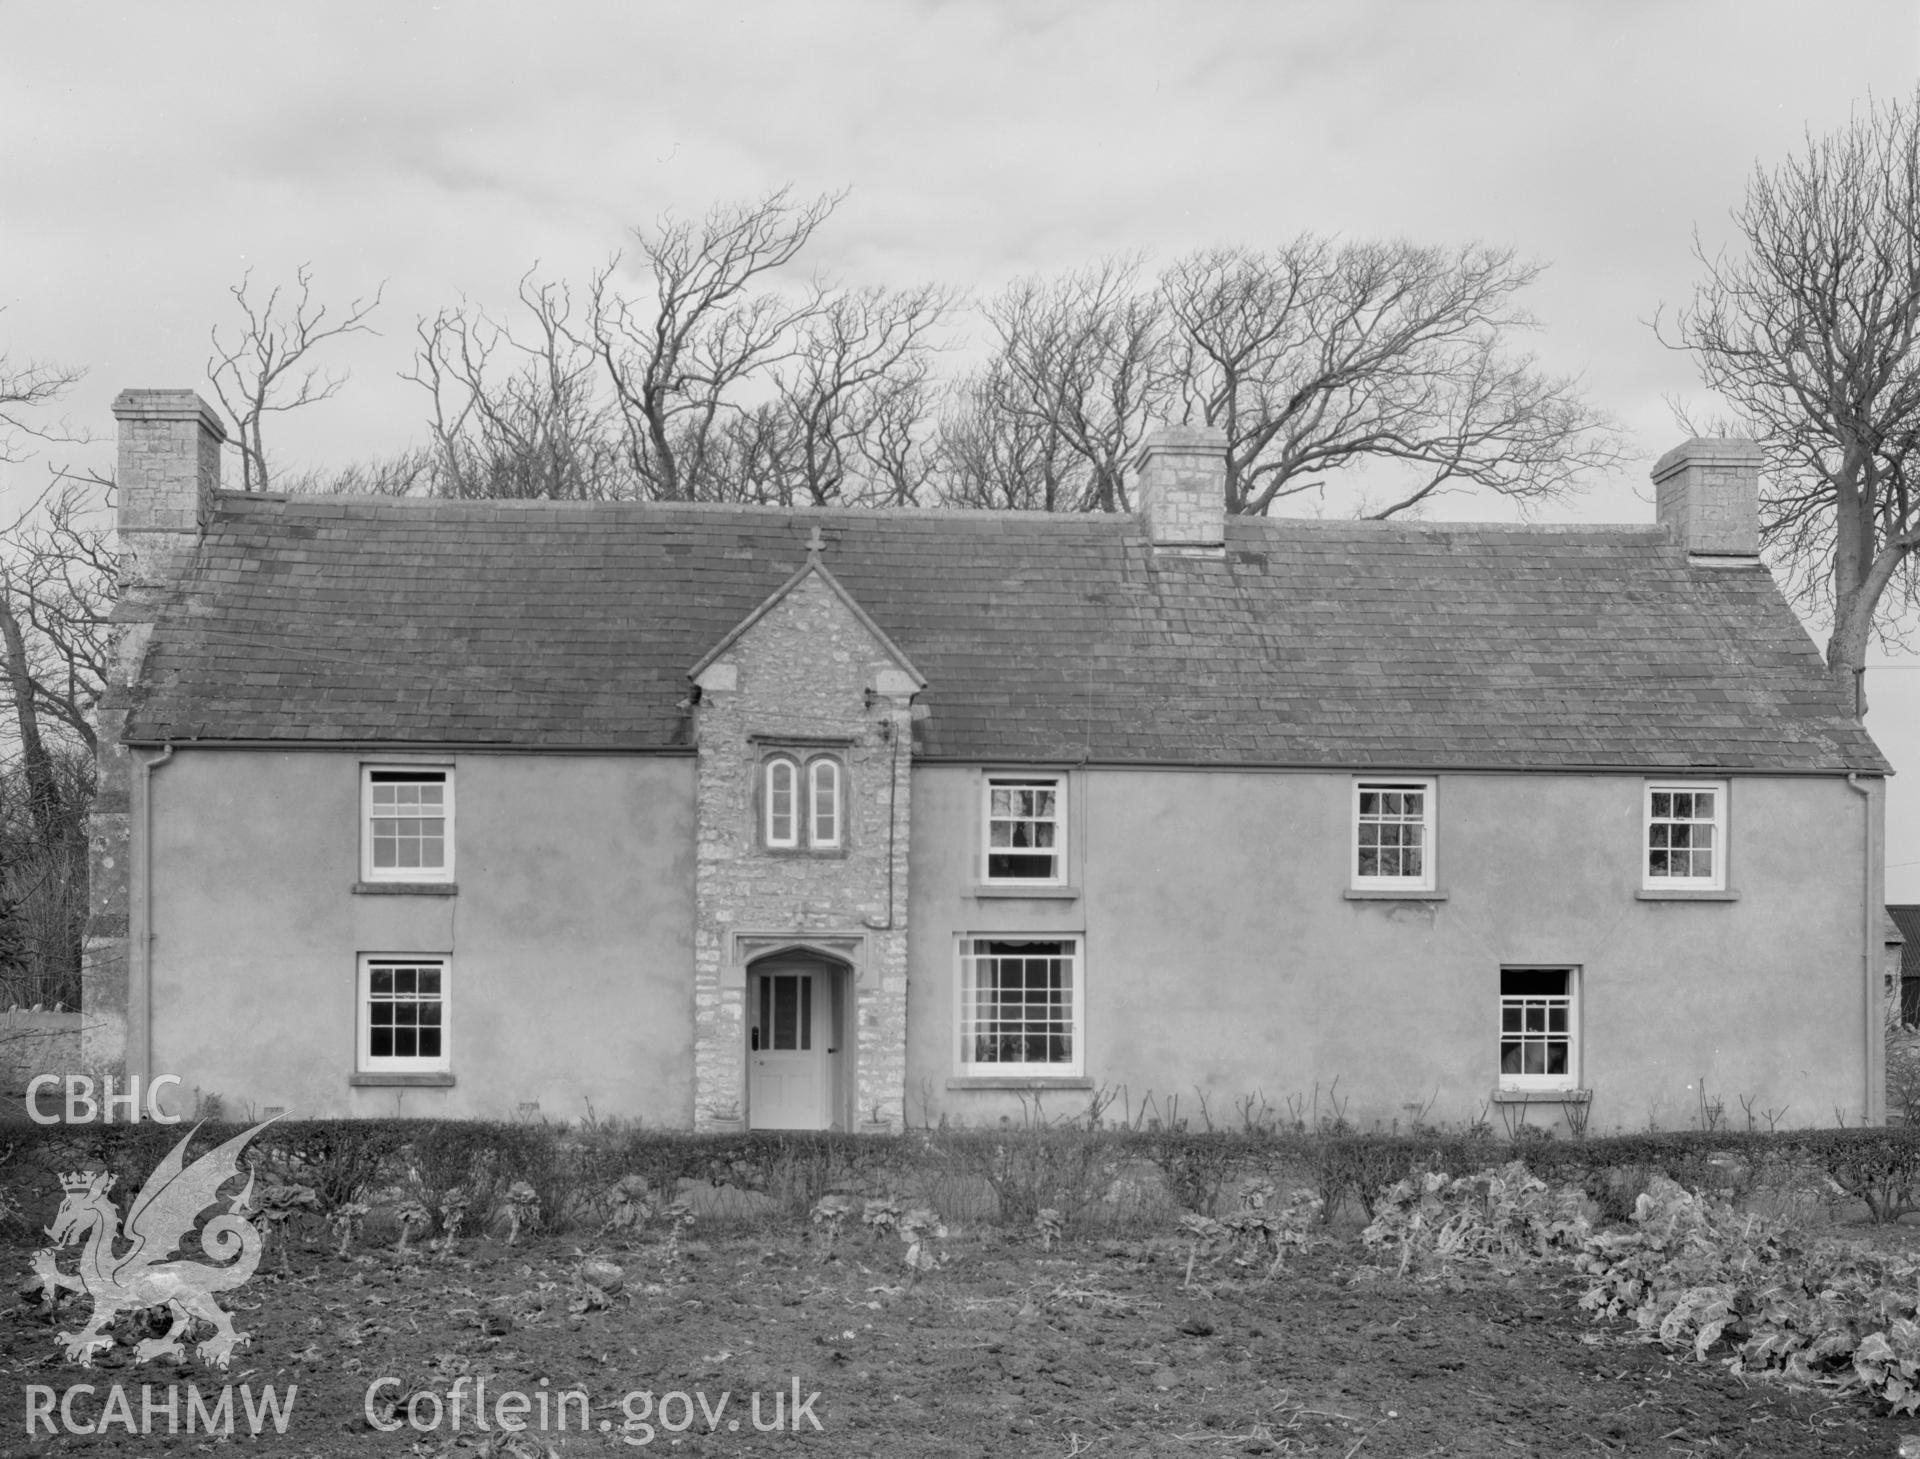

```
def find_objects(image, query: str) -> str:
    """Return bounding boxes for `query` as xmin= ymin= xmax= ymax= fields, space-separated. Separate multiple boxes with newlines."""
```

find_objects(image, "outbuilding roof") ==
xmin=121 ymin=493 xmax=1888 ymax=772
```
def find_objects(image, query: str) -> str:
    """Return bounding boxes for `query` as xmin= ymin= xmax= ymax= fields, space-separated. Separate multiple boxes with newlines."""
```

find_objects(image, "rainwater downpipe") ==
xmin=1847 ymin=771 xmax=1878 ymax=1122
xmin=128 ymin=743 xmax=174 ymax=1089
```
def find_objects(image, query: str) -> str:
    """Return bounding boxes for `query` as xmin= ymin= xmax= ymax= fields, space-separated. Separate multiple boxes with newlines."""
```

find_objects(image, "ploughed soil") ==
xmin=0 ymin=1221 xmax=1915 ymax=1459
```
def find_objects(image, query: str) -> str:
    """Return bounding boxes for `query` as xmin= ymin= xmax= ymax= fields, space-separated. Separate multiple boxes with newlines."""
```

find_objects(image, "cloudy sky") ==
xmin=6 ymin=0 xmax=1920 ymax=877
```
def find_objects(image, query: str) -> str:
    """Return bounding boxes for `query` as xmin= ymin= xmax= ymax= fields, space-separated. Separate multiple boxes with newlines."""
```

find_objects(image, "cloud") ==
xmin=0 ymin=0 xmax=1913 ymax=515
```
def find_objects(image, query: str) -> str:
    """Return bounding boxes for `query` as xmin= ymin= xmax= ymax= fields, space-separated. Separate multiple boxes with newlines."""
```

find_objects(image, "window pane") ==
xmin=772 ymin=976 xmax=798 ymax=1050
xmin=811 ymin=762 xmax=839 ymax=845
xmin=989 ymin=852 xmax=1056 ymax=879
xmin=1501 ymin=969 xmax=1569 ymax=997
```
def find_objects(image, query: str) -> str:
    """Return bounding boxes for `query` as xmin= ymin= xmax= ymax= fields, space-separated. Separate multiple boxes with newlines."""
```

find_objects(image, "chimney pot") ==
xmin=1651 ymin=437 xmax=1760 ymax=559
xmin=1135 ymin=423 xmax=1228 ymax=552
xmin=112 ymin=389 xmax=226 ymax=589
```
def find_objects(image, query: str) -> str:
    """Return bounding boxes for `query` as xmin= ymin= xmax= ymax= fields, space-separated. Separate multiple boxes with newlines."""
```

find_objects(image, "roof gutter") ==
xmin=1848 ymin=772 xmax=1885 ymax=1123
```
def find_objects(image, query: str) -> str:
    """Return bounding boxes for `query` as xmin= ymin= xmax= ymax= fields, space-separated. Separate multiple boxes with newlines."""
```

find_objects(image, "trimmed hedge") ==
xmin=7 ymin=1119 xmax=1920 ymax=1232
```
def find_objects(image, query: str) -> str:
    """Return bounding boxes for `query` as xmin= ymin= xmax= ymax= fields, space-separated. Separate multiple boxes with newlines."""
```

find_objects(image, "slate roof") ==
xmin=1891 ymin=907 xmax=1920 ymax=977
xmin=121 ymin=494 xmax=1889 ymax=773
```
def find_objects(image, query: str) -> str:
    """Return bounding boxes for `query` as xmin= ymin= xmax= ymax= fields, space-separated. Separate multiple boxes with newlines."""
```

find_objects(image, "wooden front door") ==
xmin=748 ymin=961 xmax=834 ymax=1130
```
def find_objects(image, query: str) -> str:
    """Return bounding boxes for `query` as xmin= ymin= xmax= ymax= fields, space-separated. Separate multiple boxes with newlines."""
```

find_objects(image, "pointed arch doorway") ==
xmin=746 ymin=948 xmax=851 ymax=1131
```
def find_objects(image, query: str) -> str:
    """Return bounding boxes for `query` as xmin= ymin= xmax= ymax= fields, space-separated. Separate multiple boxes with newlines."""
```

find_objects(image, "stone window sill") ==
xmin=1491 ymin=1087 xmax=1589 ymax=1104
xmin=1635 ymin=888 xmax=1738 ymax=902
xmin=1344 ymin=888 xmax=1448 ymax=902
xmin=947 ymin=1075 xmax=1093 ymax=1090
xmin=970 ymin=884 xmax=1080 ymax=900
xmin=349 ymin=1072 xmax=456 ymax=1087
xmin=353 ymin=881 xmax=458 ymax=896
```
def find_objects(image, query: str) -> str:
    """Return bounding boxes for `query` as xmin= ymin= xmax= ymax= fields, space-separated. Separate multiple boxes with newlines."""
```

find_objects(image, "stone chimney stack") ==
xmin=1651 ymin=437 xmax=1761 ymax=562
xmin=83 ymin=391 xmax=224 ymax=1087
xmin=111 ymin=389 xmax=226 ymax=591
xmin=1135 ymin=424 xmax=1228 ymax=554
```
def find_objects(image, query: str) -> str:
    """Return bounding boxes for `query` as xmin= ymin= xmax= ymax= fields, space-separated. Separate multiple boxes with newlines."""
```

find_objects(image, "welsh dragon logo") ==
xmin=30 ymin=1120 xmax=276 ymax=1369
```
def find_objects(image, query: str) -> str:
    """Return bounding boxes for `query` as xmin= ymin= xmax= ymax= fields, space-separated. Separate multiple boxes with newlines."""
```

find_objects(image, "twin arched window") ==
xmin=764 ymin=754 xmax=842 ymax=852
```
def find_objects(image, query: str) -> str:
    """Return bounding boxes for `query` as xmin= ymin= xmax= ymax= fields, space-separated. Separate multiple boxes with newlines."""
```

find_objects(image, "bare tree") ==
xmin=936 ymin=364 xmax=1079 ymax=511
xmin=404 ymin=274 xmax=634 ymax=500
xmin=207 ymin=263 xmax=384 ymax=492
xmin=0 ymin=448 xmax=106 ymax=1010
xmin=726 ymin=283 xmax=955 ymax=506
xmin=1163 ymin=238 xmax=1621 ymax=517
xmin=0 ymin=484 xmax=111 ymax=752
xmin=0 ymin=321 xmax=87 ymax=463
xmin=1671 ymin=88 xmax=1920 ymax=713
xmin=588 ymin=187 xmax=843 ymax=500
xmin=967 ymin=256 xmax=1170 ymax=512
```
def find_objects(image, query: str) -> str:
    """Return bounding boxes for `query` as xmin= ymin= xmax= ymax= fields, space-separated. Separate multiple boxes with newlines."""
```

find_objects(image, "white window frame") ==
xmin=357 ymin=955 xmax=450 ymax=1074
xmin=764 ymin=755 xmax=800 ymax=849
xmin=1498 ymin=966 xmax=1578 ymax=1093
xmin=956 ymin=936 xmax=1083 ymax=1077
xmin=1643 ymin=779 xmax=1728 ymax=891
xmin=361 ymin=766 xmax=454 ymax=883
xmin=808 ymin=757 xmax=842 ymax=850
xmin=1352 ymin=777 xmax=1436 ymax=890
xmin=982 ymin=774 xmax=1066 ymax=885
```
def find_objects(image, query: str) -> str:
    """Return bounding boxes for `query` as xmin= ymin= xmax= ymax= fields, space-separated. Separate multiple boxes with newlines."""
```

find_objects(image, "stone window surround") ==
xmin=752 ymin=738 xmax=851 ymax=856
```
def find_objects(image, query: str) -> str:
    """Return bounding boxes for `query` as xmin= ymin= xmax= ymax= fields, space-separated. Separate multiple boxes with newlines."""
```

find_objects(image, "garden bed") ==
xmin=2 ymin=1218 xmax=1917 ymax=1455
xmin=5 ymin=1121 xmax=1920 ymax=1454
